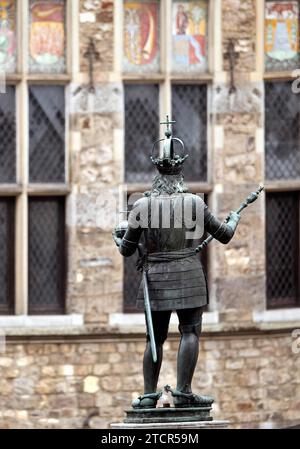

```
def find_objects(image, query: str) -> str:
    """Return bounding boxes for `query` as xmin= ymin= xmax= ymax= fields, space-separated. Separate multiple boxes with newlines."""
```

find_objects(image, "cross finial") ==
xmin=160 ymin=115 xmax=176 ymax=138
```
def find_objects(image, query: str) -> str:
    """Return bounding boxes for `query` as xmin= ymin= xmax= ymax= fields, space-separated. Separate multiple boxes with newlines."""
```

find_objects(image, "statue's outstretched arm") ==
xmin=204 ymin=205 xmax=240 ymax=244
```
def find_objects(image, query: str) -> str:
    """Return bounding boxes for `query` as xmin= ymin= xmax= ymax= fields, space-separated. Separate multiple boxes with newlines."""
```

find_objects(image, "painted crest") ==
xmin=172 ymin=1 xmax=208 ymax=72
xmin=30 ymin=1 xmax=65 ymax=70
xmin=265 ymin=1 xmax=299 ymax=62
xmin=0 ymin=0 xmax=16 ymax=72
xmin=124 ymin=2 xmax=159 ymax=68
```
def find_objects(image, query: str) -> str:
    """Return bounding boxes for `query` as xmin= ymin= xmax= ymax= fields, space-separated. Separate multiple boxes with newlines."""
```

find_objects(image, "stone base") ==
xmin=111 ymin=406 xmax=229 ymax=429
xmin=124 ymin=406 xmax=213 ymax=424
xmin=111 ymin=420 xmax=229 ymax=429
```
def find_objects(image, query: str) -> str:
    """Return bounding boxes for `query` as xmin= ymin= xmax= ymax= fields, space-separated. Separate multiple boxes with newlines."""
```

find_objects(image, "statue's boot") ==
xmin=165 ymin=386 xmax=213 ymax=408
xmin=132 ymin=391 xmax=162 ymax=409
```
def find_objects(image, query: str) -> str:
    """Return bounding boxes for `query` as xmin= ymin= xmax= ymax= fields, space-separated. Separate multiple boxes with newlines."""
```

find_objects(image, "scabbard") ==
xmin=142 ymin=269 xmax=157 ymax=364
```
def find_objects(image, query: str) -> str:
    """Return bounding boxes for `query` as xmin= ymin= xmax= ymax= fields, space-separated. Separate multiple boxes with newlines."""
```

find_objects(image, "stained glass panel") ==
xmin=265 ymin=1 xmax=300 ymax=71
xmin=123 ymin=0 xmax=160 ymax=73
xmin=0 ymin=0 xmax=16 ymax=73
xmin=172 ymin=0 xmax=208 ymax=73
xmin=29 ymin=0 xmax=66 ymax=74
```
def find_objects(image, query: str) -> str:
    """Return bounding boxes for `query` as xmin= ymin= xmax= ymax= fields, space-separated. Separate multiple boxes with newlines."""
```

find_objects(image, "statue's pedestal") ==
xmin=111 ymin=407 xmax=229 ymax=429
xmin=111 ymin=420 xmax=229 ymax=429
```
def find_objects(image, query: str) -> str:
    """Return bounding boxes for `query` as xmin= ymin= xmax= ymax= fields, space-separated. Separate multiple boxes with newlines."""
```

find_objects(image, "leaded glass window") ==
xmin=265 ymin=1 xmax=300 ymax=72
xmin=29 ymin=0 xmax=66 ymax=74
xmin=123 ymin=0 xmax=160 ymax=73
xmin=265 ymin=80 xmax=300 ymax=180
xmin=172 ymin=0 xmax=208 ymax=73
xmin=0 ymin=198 xmax=15 ymax=314
xmin=172 ymin=84 xmax=207 ymax=182
xmin=0 ymin=0 xmax=17 ymax=73
xmin=266 ymin=192 xmax=300 ymax=308
xmin=0 ymin=2 xmax=71 ymax=316
xmin=29 ymin=85 xmax=65 ymax=183
xmin=0 ymin=84 xmax=16 ymax=183
xmin=28 ymin=197 xmax=66 ymax=314
xmin=125 ymin=84 xmax=159 ymax=183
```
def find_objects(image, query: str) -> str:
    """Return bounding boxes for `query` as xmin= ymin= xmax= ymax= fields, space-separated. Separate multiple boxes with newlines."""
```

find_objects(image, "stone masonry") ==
xmin=1 ymin=327 xmax=299 ymax=429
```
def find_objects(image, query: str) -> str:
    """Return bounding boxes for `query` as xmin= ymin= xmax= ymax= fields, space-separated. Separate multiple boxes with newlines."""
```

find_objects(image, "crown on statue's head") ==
xmin=150 ymin=116 xmax=188 ymax=175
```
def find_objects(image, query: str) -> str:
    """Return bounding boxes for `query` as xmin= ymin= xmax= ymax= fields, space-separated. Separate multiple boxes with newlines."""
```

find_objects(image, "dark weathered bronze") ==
xmin=138 ymin=243 xmax=157 ymax=363
xmin=124 ymin=406 xmax=213 ymax=424
xmin=113 ymin=116 xmax=261 ymax=420
xmin=195 ymin=185 xmax=264 ymax=253
xmin=224 ymin=39 xmax=239 ymax=95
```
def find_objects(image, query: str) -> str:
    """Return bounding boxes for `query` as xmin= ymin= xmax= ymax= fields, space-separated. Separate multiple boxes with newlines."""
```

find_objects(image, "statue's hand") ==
xmin=112 ymin=230 xmax=122 ymax=247
xmin=112 ymin=221 xmax=128 ymax=248
xmin=228 ymin=211 xmax=241 ymax=223
xmin=226 ymin=211 xmax=241 ymax=233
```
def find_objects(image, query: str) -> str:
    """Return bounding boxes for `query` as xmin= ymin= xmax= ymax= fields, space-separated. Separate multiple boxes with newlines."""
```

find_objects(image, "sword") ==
xmin=113 ymin=220 xmax=157 ymax=363
xmin=138 ymin=243 xmax=157 ymax=363
xmin=195 ymin=185 xmax=264 ymax=253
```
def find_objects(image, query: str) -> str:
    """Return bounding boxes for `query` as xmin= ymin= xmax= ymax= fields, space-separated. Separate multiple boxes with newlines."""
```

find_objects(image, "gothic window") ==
xmin=28 ymin=197 xmax=66 ymax=314
xmin=0 ymin=198 xmax=15 ymax=314
xmin=265 ymin=79 xmax=300 ymax=308
xmin=0 ymin=1 xmax=71 ymax=316
xmin=265 ymin=80 xmax=300 ymax=180
xmin=0 ymin=85 xmax=16 ymax=183
xmin=172 ymin=84 xmax=207 ymax=182
xmin=29 ymin=85 xmax=65 ymax=183
xmin=266 ymin=192 xmax=300 ymax=308
xmin=125 ymin=84 xmax=159 ymax=183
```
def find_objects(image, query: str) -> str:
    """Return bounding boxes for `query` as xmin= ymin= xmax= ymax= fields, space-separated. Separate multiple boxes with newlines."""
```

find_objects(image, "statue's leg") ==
xmin=176 ymin=307 xmax=203 ymax=393
xmin=143 ymin=310 xmax=171 ymax=394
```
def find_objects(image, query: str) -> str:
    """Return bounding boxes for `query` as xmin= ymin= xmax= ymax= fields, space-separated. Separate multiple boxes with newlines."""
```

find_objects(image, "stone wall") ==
xmin=1 ymin=329 xmax=299 ymax=429
xmin=79 ymin=0 xmax=114 ymax=74
xmin=67 ymin=0 xmax=123 ymax=324
xmin=222 ymin=0 xmax=256 ymax=73
xmin=209 ymin=0 xmax=265 ymax=312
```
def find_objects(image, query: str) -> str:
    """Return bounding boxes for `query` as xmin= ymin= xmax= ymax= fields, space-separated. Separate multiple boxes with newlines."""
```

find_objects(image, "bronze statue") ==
xmin=113 ymin=116 xmax=263 ymax=412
